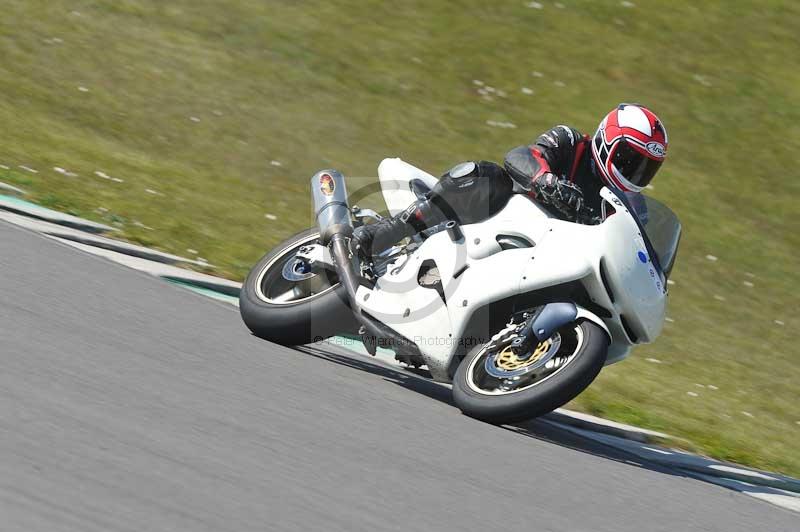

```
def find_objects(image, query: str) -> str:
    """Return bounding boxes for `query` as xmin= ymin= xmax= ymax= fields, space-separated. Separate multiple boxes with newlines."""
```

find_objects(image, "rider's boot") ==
xmin=352 ymin=213 xmax=417 ymax=260
xmin=351 ymin=198 xmax=445 ymax=260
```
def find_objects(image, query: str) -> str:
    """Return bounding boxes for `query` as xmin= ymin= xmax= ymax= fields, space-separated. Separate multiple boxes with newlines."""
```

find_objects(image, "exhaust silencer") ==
xmin=310 ymin=169 xmax=423 ymax=360
xmin=311 ymin=169 xmax=353 ymax=245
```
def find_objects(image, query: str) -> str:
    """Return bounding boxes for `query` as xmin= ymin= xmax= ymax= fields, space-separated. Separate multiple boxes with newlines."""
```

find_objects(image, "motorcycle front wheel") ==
xmin=452 ymin=320 xmax=608 ymax=424
xmin=239 ymin=228 xmax=358 ymax=346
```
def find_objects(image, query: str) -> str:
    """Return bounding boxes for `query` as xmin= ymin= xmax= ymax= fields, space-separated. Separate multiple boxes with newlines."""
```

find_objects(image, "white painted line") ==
xmin=45 ymin=236 xmax=241 ymax=296
xmin=0 ymin=210 xmax=212 ymax=267
xmin=746 ymin=492 xmax=800 ymax=513
xmin=709 ymin=465 xmax=778 ymax=481
xmin=690 ymin=473 xmax=800 ymax=513
xmin=0 ymin=195 xmax=115 ymax=233
xmin=641 ymin=446 xmax=673 ymax=455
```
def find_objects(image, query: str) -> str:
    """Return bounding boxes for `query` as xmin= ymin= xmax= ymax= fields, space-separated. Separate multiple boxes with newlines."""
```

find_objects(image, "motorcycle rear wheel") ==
xmin=239 ymin=228 xmax=358 ymax=346
xmin=452 ymin=320 xmax=608 ymax=424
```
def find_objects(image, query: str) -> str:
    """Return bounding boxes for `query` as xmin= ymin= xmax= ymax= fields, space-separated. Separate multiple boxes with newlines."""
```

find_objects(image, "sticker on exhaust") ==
xmin=320 ymin=173 xmax=335 ymax=196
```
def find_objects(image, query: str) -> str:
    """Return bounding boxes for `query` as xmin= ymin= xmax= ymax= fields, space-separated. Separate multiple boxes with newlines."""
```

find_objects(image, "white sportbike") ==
xmin=240 ymin=159 xmax=681 ymax=423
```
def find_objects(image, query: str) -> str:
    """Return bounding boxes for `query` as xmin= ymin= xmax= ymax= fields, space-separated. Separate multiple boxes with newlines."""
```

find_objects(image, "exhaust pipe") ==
xmin=311 ymin=170 xmax=354 ymax=245
xmin=311 ymin=170 xmax=420 ymax=355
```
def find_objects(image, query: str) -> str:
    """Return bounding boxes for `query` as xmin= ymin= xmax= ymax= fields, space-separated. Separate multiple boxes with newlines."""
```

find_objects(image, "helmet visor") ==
xmin=612 ymin=140 xmax=662 ymax=188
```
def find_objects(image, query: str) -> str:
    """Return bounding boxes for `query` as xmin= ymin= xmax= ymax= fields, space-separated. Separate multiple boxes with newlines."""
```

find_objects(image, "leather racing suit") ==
xmin=354 ymin=125 xmax=605 ymax=258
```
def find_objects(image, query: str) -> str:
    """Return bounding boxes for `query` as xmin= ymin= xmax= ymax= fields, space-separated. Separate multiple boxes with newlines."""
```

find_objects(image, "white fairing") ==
xmin=358 ymin=159 xmax=668 ymax=380
xmin=378 ymin=158 xmax=439 ymax=216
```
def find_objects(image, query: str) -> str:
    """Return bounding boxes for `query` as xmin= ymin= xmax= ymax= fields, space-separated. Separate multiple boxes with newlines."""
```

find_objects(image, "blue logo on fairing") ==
xmin=638 ymin=251 xmax=648 ymax=263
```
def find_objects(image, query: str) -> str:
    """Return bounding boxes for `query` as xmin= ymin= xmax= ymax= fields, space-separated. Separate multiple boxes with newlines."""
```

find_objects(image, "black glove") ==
xmin=533 ymin=173 xmax=585 ymax=221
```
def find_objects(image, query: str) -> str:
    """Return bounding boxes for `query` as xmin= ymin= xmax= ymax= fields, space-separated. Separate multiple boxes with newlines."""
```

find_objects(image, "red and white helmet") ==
xmin=591 ymin=103 xmax=668 ymax=192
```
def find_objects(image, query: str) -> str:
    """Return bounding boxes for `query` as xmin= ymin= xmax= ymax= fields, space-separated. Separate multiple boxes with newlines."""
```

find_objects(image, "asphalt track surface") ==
xmin=2 ymin=221 xmax=797 ymax=532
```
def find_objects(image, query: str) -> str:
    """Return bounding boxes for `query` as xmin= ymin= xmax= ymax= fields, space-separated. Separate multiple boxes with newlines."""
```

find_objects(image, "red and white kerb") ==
xmin=591 ymin=104 xmax=668 ymax=192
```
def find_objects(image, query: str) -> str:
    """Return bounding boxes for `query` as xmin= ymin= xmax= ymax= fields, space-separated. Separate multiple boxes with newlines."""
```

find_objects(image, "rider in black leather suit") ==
xmin=353 ymin=104 xmax=668 ymax=259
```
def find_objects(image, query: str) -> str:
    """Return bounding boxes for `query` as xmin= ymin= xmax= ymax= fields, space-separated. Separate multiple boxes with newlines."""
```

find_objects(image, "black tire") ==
xmin=452 ymin=320 xmax=609 ymax=424
xmin=239 ymin=228 xmax=359 ymax=346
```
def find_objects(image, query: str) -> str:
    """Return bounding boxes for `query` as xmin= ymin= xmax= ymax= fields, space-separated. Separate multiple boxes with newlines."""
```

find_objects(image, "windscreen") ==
xmin=624 ymin=192 xmax=682 ymax=277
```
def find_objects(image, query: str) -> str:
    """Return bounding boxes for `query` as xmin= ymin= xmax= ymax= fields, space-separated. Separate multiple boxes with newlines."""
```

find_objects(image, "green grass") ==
xmin=1 ymin=1 xmax=798 ymax=475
